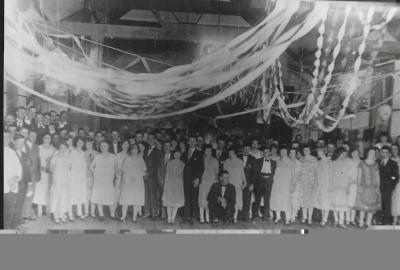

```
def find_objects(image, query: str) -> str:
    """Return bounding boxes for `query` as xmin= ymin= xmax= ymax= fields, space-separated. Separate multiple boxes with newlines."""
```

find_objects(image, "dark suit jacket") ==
xmin=157 ymin=151 xmax=174 ymax=186
xmin=182 ymin=148 xmax=204 ymax=184
xmin=33 ymin=124 xmax=48 ymax=139
xmin=108 ymin=141 xmax=122 ymax=154
xmin=212 ymin=149 xmax=228 ymax=170
xmin=379 ymin=159 xmax=399 ymax=191
xmin=207 ymin=182 xmax=236 ymax=208
xmin=15 ymin=150 xmax=32 ymax=185
xmin=144 ymin=146 xmax=162 ymax=180
xmin=253 ymin=158 xmax=277 ymax=192
xmin=25 ymin=142 xmax=41 ymax=183
xmin=240 ymin=154 xmax=257 ymax=186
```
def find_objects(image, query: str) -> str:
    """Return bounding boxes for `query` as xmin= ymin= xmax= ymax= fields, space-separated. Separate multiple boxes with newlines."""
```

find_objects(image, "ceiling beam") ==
xmin=37 ymin=21 xmax=248 ymax=45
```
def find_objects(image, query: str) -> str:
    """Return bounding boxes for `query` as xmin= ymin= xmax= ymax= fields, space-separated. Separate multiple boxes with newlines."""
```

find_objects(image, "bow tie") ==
xmin=264 ymin=159 xmax=270 ymax=162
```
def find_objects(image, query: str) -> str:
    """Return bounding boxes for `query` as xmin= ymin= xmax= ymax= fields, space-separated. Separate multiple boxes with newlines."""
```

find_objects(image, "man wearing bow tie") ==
xmin=379 ymin=146 xmax=399 ymax=225
xmin=207 ymin=170 xmax=236 ymax=224
xmin=253 ymin=146 xmax=277 ymax=222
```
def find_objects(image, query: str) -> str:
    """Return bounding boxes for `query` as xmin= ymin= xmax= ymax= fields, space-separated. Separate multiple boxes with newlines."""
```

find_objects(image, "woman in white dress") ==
xmin=270 ymin=147 xmax=292 ymax=224
xmin=48 ymin=142 xmax=71 ymax=224
xmin=331 ymin=147 xmax=352 ymax=228
xmin=391 ymin=144 xmax=400 ymax=225
xmin=114 ymin=140 xmax=130 ymax=217
xmin=84 ymin=139 xmax=98 ymax=218
xmin=223 ymin=148 xmax=246 ymax=223
xmin=90 ymin=141 xmax=116 ymax=220
xmin=314 ymin=148 xmax=333 ymax=226
xmin=198 ymin=145 xmax=219 ymax=223
xmin=347 ymin=149 xmax=361 ymax=225
xmin=289 ymin=148 xmax=302 ymax=223
xmin=162 ymin=150 xmax=185 ymax=224
xmin=33 ymin=133 xmax=56 ymax=217
xmin=119 ymin=144 xmax=147 ymax=222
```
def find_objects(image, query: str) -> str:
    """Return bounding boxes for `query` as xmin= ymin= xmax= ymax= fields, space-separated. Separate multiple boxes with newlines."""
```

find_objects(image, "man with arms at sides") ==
xmin=207 ymin=170 xmax=236 ymax=225
xmin=212 ymin=136 xmax=229 ymax=171
xmin=143 ymin=133 xmax=162 ymax=220
xmin=12 ymin=134 xmax=32 ymax=229
xmin=4 ymin=130 xmax=22 ymax=229
xmin=379 ymin=146 xmax=399 ymax=225
xmin=21 ymin=129 xmax=41 ymax=221
xmin=109 ymin=129 xmax=122 ymax=154
xmin=157 ymin=141 xmax=174 ymax=220
xmin=182 ymin=136 xmax=204 ymax=224
xmin=253 ymin=146 xmax=277 ymax=222
xmin=240 ymin=142 xmax=257 ymax=223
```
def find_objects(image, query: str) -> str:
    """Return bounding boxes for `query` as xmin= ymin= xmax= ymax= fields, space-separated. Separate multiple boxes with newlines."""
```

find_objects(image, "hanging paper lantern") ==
xmin=378 ymin=104 xmax=392 ymax=121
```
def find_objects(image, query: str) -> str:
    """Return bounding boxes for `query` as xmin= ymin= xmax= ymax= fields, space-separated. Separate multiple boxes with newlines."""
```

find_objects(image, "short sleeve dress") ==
xmin=354 ymin=161 xmax=381 ymax=213
xmin=162 ymin=159 xmax=185 ymax=208
xmin=91 ymin=153 xmax=116 ymax=206
xmin=198 ymin=156 xmax=219 ymax=208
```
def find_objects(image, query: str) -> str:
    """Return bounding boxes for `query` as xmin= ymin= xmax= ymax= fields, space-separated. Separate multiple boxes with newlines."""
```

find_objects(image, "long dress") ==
xmin=347 ymin=159 xmax=360 ymax=208
xmin=290 ymin=159 xmax=302 ymax=212
xmin=298 ymin=155 xmax=318 ymax=208
xmin=33 ymin=145 xmax=56 ymax=206
xmin=199 ymin=157 xmax=219 ymax=208
xmin=119 ymin=155 xmax=147 ymax=206
xmin=91 ymin=153 xmax=116 ymax=205
xmin=354 ymin=161 xmax=381 ymax=212
xmin=313 ymin=157 xmax=333 ymax=211
xmin=48 ymin=153 xmax=71 ymax=215
xmin=223 ymin=157 xmax=245 ymax=209
xmin=270 ymin=157 xmax=292 ymax=213
xmin=84 ymin=150 xmax=98 ymax=201
xmin=114 ymin=151 xmax=129 ymax=204
xmin=68 ymin=148 xmax=87 ymax=205
xmin=162 ymin=159 xmax=185 ymax=208
xmin=392 ymin=157 xmax=400 ymax=216
xmin=330 ymin=159 xmax=352 ymax=211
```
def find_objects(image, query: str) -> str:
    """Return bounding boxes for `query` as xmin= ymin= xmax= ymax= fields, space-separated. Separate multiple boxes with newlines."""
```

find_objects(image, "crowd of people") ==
xmin=3 ymin=106 xmax=400 ymax=229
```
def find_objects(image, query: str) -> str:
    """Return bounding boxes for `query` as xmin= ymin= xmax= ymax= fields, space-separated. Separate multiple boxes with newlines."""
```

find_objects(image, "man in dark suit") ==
xmin=182 ymin=136 xmax=204 ymax=224
xmin=207 ymin=170 xmax=236 ymax=224
xmin=379 ymin=146 xmax=399 ymax=225
xmin=212 ymin=137 xmax=229 ymax=171
xmin=108 ymin=129 xmax=122 ymax=154
xmin=240 ymin=142 xmax=257 ymax=222
xmin=32 ymin=113 xmax=48 ymax=141
xmin=252 ymin=146 xmax=277 ymax=222
xmin=21 ymin=129 xmax=41 ymax=220
xmin=15 ymin=106 xmax=29 ymax=129
xmin=143 ymin=134 xmax=162 ymax=220
xmin=12 ymin=134 xmax=32 ymax=228
xmin=157 ymin=141 xmax=174 ymax=219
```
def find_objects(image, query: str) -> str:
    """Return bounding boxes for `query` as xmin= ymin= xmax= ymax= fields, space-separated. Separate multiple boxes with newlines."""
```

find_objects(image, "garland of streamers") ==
xmin=4 ymin=0 xmax=329 ymax=120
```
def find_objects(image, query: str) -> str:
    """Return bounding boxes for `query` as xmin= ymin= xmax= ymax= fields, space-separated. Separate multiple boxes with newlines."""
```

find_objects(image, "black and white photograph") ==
xmin=3 ymin=0 xmax=400 ymax=234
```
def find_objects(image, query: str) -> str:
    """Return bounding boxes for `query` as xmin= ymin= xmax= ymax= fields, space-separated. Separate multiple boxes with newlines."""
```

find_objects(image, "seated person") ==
xmin=207 ymin=170 xmax=236 ymax=224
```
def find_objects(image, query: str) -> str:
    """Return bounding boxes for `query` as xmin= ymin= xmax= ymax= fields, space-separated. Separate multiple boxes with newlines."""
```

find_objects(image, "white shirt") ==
xmin=113 ymin=142 xmax=118 ymax=153
xmin=165 ymin=153 xmax=171 ymax=164
xmin=148 ymin=145 xmax=155 ymax=156
xmin=249 ymin=150 xmax=262 ymax=159
xmin=16 ymin=118 xmax=24 ymax=128
xmin=188 ymin=148 xmax=195 ymax=160
xmin=4 ymin=146 xmax=22 ymax=194
xmin=243 ymin=155 xmax=248 ymax=165
xmin=261 ymin=158 xmax=272 ymax=174
xmin=382 ymin=158 xmax=389 ymax=166
xmin=221 ymin=185 xmax=226 ymax=197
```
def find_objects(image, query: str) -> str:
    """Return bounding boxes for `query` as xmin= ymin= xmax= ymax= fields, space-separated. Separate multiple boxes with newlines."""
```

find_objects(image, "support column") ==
xmin=390 ymin=60 xmax=400 ymax=139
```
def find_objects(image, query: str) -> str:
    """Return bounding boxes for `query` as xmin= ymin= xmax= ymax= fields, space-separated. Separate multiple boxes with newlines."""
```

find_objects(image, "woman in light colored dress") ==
xmin=289 ymin=148 xmax=302 ymax=223
xmin=223 ymin=148 xmax=246 ymax=223
xmin=331 ymin=147 xmax=352 ymax=228
xmin=270 ymin=147 xmax=292 ymax=224
xmin=33 ymin=133 xmax=56 ymax=217
xmin=162 ymin=150 xmax=186 ymax=224
xmin=48 ymin=142 xmax=71 ymax=224
xmin=198 ymin=144 xmax=219 ymax=223
xmin=90 ymin=141 xmax=116 ymax=220
xmin=119 ymin=144 xmax=147 ymax=222
xmin=347 ymin=149 xmax=361 ymax=225
xmin=298 ymin=145 xmax=318 ymax=224
xmin=114 ymin=140 xmax=130 ymax=217
xmin=391 ymin=144 xmax=400 ymax=225
xmin=84 ymin=139 xmax=98 ymax=218
xmin=314 ymin=148 xmax=333 ymax=226
xmin=67 ymin=137 xmax=88 ymax=220
xmin=354 ymin=148 xmax=381 ymax=228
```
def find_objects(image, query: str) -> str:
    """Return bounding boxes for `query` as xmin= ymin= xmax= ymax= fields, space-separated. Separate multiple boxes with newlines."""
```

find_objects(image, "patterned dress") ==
xmin=331 ymin=159 xmax=352 ymax=211
xmin=84 ymin=150 xmax=98 ymax=201
xmin=162 ymin=159 xmax=185 ymax=208
xmin=298 ymin=155 xmax=318 ymax=208
xmin=313 ymin=157 xmax=333 ymax=211
xmin=199 ymin=156 xmax=219 ymax=208
xmin=354 ymin=161 xmax=381 ymax=212
xmin=114 ymin=151 xmax=129 ymax=204
xmin=223 ymin=157 xmax=246 ymax=209
xmin=347 ymin=159 xmax=361 ymax=208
